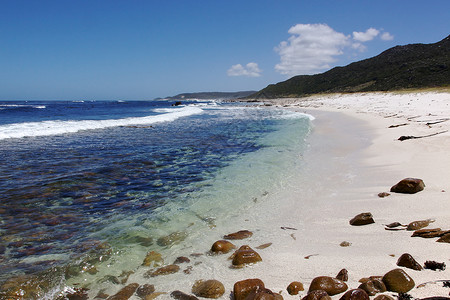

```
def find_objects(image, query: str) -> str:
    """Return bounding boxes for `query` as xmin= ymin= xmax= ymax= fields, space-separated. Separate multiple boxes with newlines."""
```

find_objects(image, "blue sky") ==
xmin=1 ymin=0 xmax=449 ymax=100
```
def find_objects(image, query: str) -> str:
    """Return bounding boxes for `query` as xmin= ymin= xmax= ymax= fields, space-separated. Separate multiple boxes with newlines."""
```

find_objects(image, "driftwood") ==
xmin=398 ymin=130 xmax=448 ymax=141
xmin=389 ymin=123 xmax=408 ymax=128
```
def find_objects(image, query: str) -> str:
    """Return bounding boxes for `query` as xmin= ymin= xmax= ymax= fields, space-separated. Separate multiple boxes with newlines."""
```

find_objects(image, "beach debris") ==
xmin=416 ymin=279 xmax=450 ymax=289
xmin=437 ymin=232 xmax=450 ymax=243
xmin=308 ymin=276 xmax=348 ymax=296
xmin=301 ymin=289 xmax=330 ymax=300
xmin=397 ymin=253 xmax=423 ymax=271
xmin=255 ymin=242 xmax=272 ymax=250
xmin=340 ymin=241 xmax=352 ymax=247
xmin=145 ymin=264 xmax=180 ymax=277
xmin=190 ymin=253 xmax=203 ymax=257
xmin=304 ymin=254 xmax=319 ymax=259
xmin=233 ymin=278 xmax=265 ymax=300
xmin=287 ymin=281 xmax=304 ymax=295
xmin=171 ymin=290 xmax=199 ymax=300
xmin=136 ymin=284 xmax=155 ymax=298
xmin=223 ymin=230 xmax=253 ymax=240
xmin=290 ymin=233 xmax=296 ymax=240
xmin=173 ymin=256 xmax=191 ymax=264
xmin=281 ymin=226 xmax=297 ymax=230
xmin=336 ymin=269 xmax=349 ymax=282
xmin=358 ymin=278 xmax=387 ymax=296
xmin=424 ymin=260 xmax=446 ymax=271
xmin=339 ymin=288 xmax=369 ymax=300
xmin=191 ymin=279 xmax=225 ymax=299
xmin=388 ymin=123 xmax=408 ymax=128
xmin=210 ymin=240 xmax=236 ymax=254
xmin=157 ymin=231 xmax=187 ymax=247
xmin=142 ymin=251 xmax=163 ymax=267
xmin=107 ymin=283 xmax=139 ymax=300
xmin=378 ymin=192 xmax=391 ymax=198
xmin=398 ymin=130 xmax=448 ymax=141
xmin=390 ymin=178 xmax=425 ymax=194
xmin=412 ymin=228 xmax=448 ymax=238
xmin=382 ymin=268 xmax=415 ymax=293
xmin=230 ymin=245 xmax=262 ymax=267
xmin=407 ymin=219 xmax=434 ymax=231
xmin=396 ymin=293 xmax=413 ymax=300
xmin=349 ymin=212 xmax=375 ymax=226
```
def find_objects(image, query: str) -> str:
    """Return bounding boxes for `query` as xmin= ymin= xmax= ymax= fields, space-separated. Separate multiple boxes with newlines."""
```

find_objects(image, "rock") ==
xmin=210 ymin=240 xmax=236 ymax=254
xmin=106 ymin=283 xmax=139 ymax=300
xmin=223 ymin=230 xmax=253 ymax=240
xmin=230 ymin=245 xmax=262 ymax=267
xmin=390 ymin=178 xmax=425 ymax=194
xmin=136 ymin=284 xmax=155 ymax=298
xmin=349 ymin=213 xmax=375 ymax=226
xmin=301 ymin=290 xmax=332 ymax=300
xmin=437 ymin=233 xmax=450 ymax=243
xmin=174 ymin=256 xmax=190 ymax=264
xmin=308 ymin=276 xmax=348 ymax=296
xmin=66 ymin=288 xmax=89 ymax=300
xmin=339 ymin=289 xmax=369 ymax=300
xmin=191 ymin=280 xmax=225 ymax=299
xmin=287 ymin=281 xmax=304 ymax=295
xmin=382 ymin=268 xmax=415 ymax=293
xmin=407 ymin=219 xmax=434 ymax=231
xmin=142 ymin=251 xmax=163 ymax=267
xmin=397 ymin=253 xmax=423 ymax=270
xmin=146 ymin=265 xmax=180 ymax=277
xmin=385 ymin=222 xmax=404 ymax=228
xmin=378 ymin=192 xmax=390 ymax=198
xmin=358 ymin=278 xmax=386 ymax=296
xmin=233 ymin=278 xmax=265 ymax=300
xmin=171 ymin=290 xmax=199 ymax=300
xmin=157 ymin=232 xmax=187 ymax=247
xmin=336 ymin=269 xmax=348 ymax=282
xmin=246 ymin=288 xmax=283 ymax=300
xmin=340 ymin=241 xmax=351 ymax=247
xmin=424 ymin=260 xmax=446 ymax=271
xmin=145 ymin=292 xmax=166 ymax=300
xmin=373 ymin=295 xmax=395 ymax=300
xmin=412 ymin=228 xmax=445 ymax=238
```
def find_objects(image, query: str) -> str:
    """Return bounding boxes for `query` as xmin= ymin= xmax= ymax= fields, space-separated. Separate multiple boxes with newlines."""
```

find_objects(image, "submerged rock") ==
xmin=210 ymin=240 xmax=236 ymax=254
xmin=382 ymin=268 xmax=415 ymax=293
xmin=157 ymin=232 xmax=187 ymax=247
xmin=173 ymin=256 xmax=190 ymax=264
xmin=106 ymin=283 xmax=139 ymax=300
xmin=223 ymin=230 xmax=253 ymax=240
xmin=390 ymin=178 xmax=425 ymax=194
xmin=191 ymin=280 xmax=225 ymax=299
xmin=397 ymin=253 xmax=423 ymax=271
xmin=287 ymin=281 xmax=304 ymax=295
xmin=230 ymin=245 xmax=262 ymax=267
xmin=136 ymin=284 xmax=155 ymax=298
xmin=308 ymin=276 xmax=348 ymax=296
xmin=233 ymin=278 xmax=265 ymax=300
xmin=146 ymin=265 xmax=180 ymax=277
xmin=349 ymin=213 xmax=375 ymax=226
xmin=142 ymin=251 xmax=164 ymax=267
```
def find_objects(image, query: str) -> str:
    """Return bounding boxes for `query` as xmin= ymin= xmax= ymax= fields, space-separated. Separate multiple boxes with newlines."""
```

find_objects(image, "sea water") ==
xmin=0 ymin=100 xmax=314 ymax=298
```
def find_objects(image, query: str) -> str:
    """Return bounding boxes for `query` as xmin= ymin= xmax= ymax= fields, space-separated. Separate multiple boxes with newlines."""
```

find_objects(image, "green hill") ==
xmin=249 ymin=35 xmax=450 ymax=99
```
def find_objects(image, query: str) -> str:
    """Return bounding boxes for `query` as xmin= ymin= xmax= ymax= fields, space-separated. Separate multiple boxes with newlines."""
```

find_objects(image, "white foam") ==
xmin=0 ymin=106 xmax=203 ymax=140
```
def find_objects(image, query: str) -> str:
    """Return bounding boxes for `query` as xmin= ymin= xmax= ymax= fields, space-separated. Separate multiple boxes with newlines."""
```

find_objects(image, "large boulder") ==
xmin=191 ymin=280 xmax=225 ymax=299
xmin=397 ymin=253 xmax=423 ymax=270
xmin=349 ymin=213 xmax=375 ymax=226
xmin=233 ymin=278 xmax=265 ymax=300
xmin=230 ymin=245 xmax=262 ymax=267
xmin=308 ymin=276 xmax=348 ymax=296
xmin=382 ymin=268 xmax=415 ymax=293
xmin=390 ymin=178 xmax=425 ymax=194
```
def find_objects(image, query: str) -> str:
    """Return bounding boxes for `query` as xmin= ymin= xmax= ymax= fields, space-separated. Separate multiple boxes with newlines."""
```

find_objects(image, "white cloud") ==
xmin=353 ymin=28 xmax=380 ymax=42
xmin=381 ymin=32 xmax=394 ymax=41
xmin=274 ymin=23 xmax=350 ymax=76
xmin=227 ymin=62 xmax=262 ymax=77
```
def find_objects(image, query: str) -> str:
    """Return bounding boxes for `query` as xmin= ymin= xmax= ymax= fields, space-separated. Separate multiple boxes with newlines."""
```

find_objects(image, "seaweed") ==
xmin=424 ymin=260 xmax=446 ymax=271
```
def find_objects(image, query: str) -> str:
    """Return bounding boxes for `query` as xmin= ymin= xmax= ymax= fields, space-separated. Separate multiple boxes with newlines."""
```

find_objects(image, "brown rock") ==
xmin=437 ymin=233 xmax=450 ymax=243
xmin=146 ymin=264 xmax=180 ymax=277
xmin=233 ymin=278 xmax=265 ymax=300
xmin=336 ymin=269 xmax=348 ymax=282
xmin=378 ymin=192 xmax=390 ymax=198
xmin=192 ymin=280 xmax=225 ymax=299
xmin=339 ymin=289 xmax=369 ymax=300
xmin=145 ymin=292 xmax=166 ymax=300
xmin=246 ymin=288 xmax=283 ymax=300
xmin=174 ymin=256 xmax=190 ymax=264
xmin=349 ymin=213 xmax=375 ymax=226
xmin=358 ymin=278 xmax=386 ymax=296
xmin=382 ymin=268 xmax=415 ymax=293
xmin=412 ymin=228 xmax=445 ymax=238
xmin=287 ymin=281 xmax=304 ymax=295
xmin=223 ymin=230 xmax=253 ymax=240
xmin=301 ymin=290 xmax=332 ymax=300
xmin=170 ymin=291 xmax=199 ymax=300
xmin=210 ymin=240 xmax=236 ymax=254
xmin=107 ymin=283 xmax=139 ymax=300
xmin=308 ymin=276 xmax=348 ymax=296
xmin=397 ymin=253 xmax=423 ymax=271
xmin=136 ymin=284 xmax=155 ymax=298
xmin=390 ymin=178 xmax=425 ymax=194
xmin=66 ymin=288 xmax=89 ymax=300
xmin=373 ymin=295 xmax=395 ymax=300
xmin=231 ymin=245 xmax=262 ymax=267
xmin=407 ymin=219 xmax=434 ymax=231
xmin=340 ymin=241 xmax=351 ymax=247
xmin=142 ymin=251 xmax=163 ymax=267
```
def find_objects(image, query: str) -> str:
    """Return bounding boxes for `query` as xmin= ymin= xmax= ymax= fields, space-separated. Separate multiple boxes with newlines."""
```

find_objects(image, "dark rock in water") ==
xmin=308 ymin=276 xmax=348 ymax=295
xmin=358 ymin=278 xmax=386 ymax=296
xmin=437 ymin=233 xmax=450 ymax=243
xmin=171 ymin=290 xmax=199 ymax=300
xmin=224 ymin=230 xmax=253 ymax=240
xmin=106 ymin=283 xmax=139 ymax=300
xmin=174 ymin=256 xmax=191 ymax=264
xmin=349 ymin=213 xmax=375 ymax=226
xmin=157 ymin=232 xmax=187 ymax=247
xmin=210 ymin=240 xmax=236 ymax=254
xmin=424 ymin=260 xmax=446 ymax=271
xmin=230 ymin=245 xmax=262 ymax=267
xmin=146 ymin=264 xmax=180 ymax=277
xmin=397 ymin=253 xmax=423 ymax=270
xmin=301 ymin=290 xmax=331 ymax=300
xmin=407 ymin=219 xmax=434 ymax=231
xmin=390 ymin=178 xmax=425 ymax=194
xmin=246 ymin=287 xmax=283 ymax=300
xmin=382 ymin=268 xmax=415 ymax=293
xmin=373 ymin=295 xmax=395 ymax=300
xmin=66 ymin=288 xmax=89 ymax=300
xmin=339 ymin=289 xmax=369 ymax=300
xmin=191 ymin=280 xmax=225 ymax=299
xmin=412 ymin=228 xmax=445 ymax=238
xmin=95 ymin=291 xmax=110 ymax=299
xmin=142 ymin=251 xmax=163 ymax=267
xmin=336 ymin=269 xmax=349 ymax=282
xmin=172 ymin=101 xmax=182 ymax=106
xmin=136 ymin=284 xmax=155 ymax=298
xmin=233 ymin=278 xmax=265 ymax=300
xmin=287 ymin=281 xmax=304 ymax=295
xmin=378 ymin=192 xmax=390 ymax=198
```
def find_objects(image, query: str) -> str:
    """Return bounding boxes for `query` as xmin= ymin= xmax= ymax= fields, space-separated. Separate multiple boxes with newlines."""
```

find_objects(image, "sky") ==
xmin=0 ymin=0 xmax=449 ymax=100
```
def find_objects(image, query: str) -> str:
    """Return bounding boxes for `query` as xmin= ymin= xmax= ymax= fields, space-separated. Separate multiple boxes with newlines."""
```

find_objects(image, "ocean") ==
xmin=0 ymin=100 xmax=314 ymax=298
